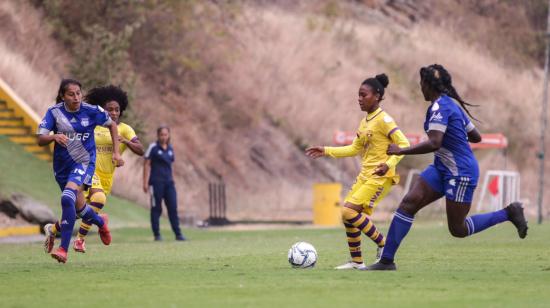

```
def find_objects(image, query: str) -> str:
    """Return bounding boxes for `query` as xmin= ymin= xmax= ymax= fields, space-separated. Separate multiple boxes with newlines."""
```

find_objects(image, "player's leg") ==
xmin=447 ymin=177 xmax=527 ymax=238
xmin=51 ymin=181 xmax=80 ymax=263
xmin=334 ymin=180 xmax=365 ymax=269
xmin=164 ymin=181 xmax=185 ymax=241
xmin=367 ymin=166 xmax=444 ymax=270
xmin=150 ymin=182 xmax=163 ymax=241
xmin=76 ymin=174 xmax=106 ymax=241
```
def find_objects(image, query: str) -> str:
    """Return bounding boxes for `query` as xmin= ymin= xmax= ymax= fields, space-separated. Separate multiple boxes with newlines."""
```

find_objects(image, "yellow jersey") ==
xmin=324 ymin=107 xmax=410 ymax=183
xmin=95 ymin=122 xmax=137 ymax=175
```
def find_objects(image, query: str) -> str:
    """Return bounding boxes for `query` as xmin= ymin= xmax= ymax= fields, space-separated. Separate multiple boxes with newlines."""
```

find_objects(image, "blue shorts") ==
xmin=54 ymin=162 xmax=95 ymax=191
xmin=420 ymin=165 xmax=478 ymax=203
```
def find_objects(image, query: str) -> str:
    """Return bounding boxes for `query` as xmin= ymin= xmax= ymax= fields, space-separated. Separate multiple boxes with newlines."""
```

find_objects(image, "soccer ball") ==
xmin=288 ymin=242 xmax=317 ymax=268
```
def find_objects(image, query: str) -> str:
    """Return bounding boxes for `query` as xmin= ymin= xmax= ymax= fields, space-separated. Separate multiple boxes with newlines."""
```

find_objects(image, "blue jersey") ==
xmin=424 ymin=95 xmax=478 ymax=178
xmin=38 ymin=102 xmax=112 ymax=179
xmin=145 ymin=142 xmax=175 ymax=184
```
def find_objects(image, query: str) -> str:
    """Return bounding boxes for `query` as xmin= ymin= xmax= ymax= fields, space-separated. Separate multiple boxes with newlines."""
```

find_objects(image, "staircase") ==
xmin=0 ymin=79 xmax=51 ymax=161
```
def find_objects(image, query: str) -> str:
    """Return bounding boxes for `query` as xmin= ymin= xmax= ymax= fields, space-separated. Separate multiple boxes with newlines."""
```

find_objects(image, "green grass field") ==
xmin=1 ymin=223 xmax=549 ymax=307
xmin=1 ymin=137 xmax=550 ymax=307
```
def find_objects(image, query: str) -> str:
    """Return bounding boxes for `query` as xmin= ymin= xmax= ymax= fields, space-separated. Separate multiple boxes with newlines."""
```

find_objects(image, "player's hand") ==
xmin=112 ymin=153 xmax=124 ymax=167
xmin=54 ymin=134 xmax=69 ymax=147
xmin=143 ymin=184 xmax=149 ymax=193
xmin=118 ymin=135 xmax=128 ymax=145
xmin=387 ymin=144 xmax=402 ymax=155
xmin=305 ymin=146 xmax=325 ymax=159
xmin=373 ymin=163 xmax=389 ymax=176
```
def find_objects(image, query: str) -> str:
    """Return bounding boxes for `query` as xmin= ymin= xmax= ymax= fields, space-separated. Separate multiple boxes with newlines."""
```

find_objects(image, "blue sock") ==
xmin=60 ymin=188 xmax=77 ymax=251
xmin=380 ymin=208 xmax=414 ymax=264
xmin=465 ymin=209 xmax=509 ymax=236
xmin=76 ymin=204 xmax=104 ymax=228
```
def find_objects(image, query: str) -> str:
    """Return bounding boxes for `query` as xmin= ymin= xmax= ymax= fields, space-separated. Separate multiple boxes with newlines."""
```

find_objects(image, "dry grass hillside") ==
xmin=1 ymin=0 xmax=548 ymax=221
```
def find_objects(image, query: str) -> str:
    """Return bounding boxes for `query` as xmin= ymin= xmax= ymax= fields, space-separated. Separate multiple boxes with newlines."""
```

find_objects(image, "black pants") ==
xmin=149 ymin=181 xmax=182 ymax=237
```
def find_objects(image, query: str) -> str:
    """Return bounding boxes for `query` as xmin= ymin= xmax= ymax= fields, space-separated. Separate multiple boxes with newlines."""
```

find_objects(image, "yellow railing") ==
xmin=0 ymin=78 xmax=42 ymax=134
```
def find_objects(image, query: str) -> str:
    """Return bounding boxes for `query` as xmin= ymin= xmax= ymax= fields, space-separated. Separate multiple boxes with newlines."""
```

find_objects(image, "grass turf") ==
xmin=0 ymin=223 xmax=549 ymax=308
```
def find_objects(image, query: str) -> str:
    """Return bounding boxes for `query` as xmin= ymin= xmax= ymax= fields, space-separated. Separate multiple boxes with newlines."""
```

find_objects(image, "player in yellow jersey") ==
xmin=44 ymin=85 xmax=144 ymax=253
xmin=306 ymin=74 xmax=410 ymax=270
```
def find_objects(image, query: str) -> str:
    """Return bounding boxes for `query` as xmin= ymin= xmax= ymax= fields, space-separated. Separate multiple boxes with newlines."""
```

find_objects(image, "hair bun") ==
xmin=375 ymin=73 xmax=389 ymax=88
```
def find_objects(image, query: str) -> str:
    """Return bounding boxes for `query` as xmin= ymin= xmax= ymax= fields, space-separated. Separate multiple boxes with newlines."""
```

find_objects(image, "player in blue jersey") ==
xmin=366 ymin=64 xmax=528 ymax=271
xmin=37 ymin=79 xmax=124 ymax=263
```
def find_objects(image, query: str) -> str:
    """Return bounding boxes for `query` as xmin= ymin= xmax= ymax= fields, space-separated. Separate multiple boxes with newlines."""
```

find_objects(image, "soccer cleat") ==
xmin=51 ymin=247 xmax=68 ymax=263
xmin=73 ymin=237 xmax=86 ymax=253
xmin=363 ymin=261 xmax=397 ymax=271
xmin=334 ymin=261 xmax=367 ymax=270
xmin=154 ymin=235 xmax=163 ymax=241
xmin=505 ymin=202 xmax=528 ymax=239
xmin=98 ymin=214 xmax=111 ymax=245
xmin=375 ymin=246 xmax=384 ymax=262
xmin=43 ymin=223 xmax=55 ymax=254
xmin=175 ymin=235 xmax=186 ymax=241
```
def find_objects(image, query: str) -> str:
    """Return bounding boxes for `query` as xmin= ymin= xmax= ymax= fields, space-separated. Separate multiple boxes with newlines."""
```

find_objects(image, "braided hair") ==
xmin=84 ymin=85 xmax=129 ymax=117
xmin=420 ymin=64 xmax=478 ymax=121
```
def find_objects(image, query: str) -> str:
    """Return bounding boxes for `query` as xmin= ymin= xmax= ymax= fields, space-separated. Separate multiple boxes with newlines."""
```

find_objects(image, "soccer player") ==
xmin=44 ymin=85 xmax=145 ymax=253
xmin=143 ymin=126 xmax=186 ymax=241
xmin=306 ymin=74 xmax=410 ymax=270
xmin=366 ymin=64 xmax=528 ymax=271
xmin=37 ymin=79 xmax=123 ymax=263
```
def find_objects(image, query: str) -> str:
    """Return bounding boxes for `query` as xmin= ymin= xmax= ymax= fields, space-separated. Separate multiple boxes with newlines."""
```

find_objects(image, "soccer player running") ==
xmin=44 ymin=85 xmax=145 ymax=253
xmin=37 ymin=79 xmax=123 ymax=263
xmin=367 ymin=64 xmax=528 ymax=271
xmin=306 ymin=74 xmax=410 ymax=270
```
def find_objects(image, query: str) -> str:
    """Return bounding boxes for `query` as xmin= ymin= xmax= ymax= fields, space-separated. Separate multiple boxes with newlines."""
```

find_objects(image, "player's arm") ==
xmin=37 ymin=133 xmax=68 ymax=147
xmin=106 ymin=121 xmax=124 ymax=166
xmin=376 ymin=129 xmax=410 ymax=176
xmin=308 ymin=135 xmax=363 ymax=159
xmin=465 ymin=121 xmax=482 ymax=143
xmin=143 ymin=158 xmax=151 ymax=193
xmin=388 ymin=130 xmax=443 ymax=155
xmin=36 ymin=109 xmax=68 ymax=146
xmin=305 ymin=137 xmax=362 ymax=159
xmin=122 ymin=137 xmax=145 ymax=156
xmin=142 ymin=143 xmax=155 ymax=193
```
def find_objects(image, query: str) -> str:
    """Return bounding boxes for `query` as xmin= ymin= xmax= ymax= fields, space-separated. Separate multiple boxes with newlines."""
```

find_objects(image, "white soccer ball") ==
xmin=288 ymin=242 xmax=317 ymax=268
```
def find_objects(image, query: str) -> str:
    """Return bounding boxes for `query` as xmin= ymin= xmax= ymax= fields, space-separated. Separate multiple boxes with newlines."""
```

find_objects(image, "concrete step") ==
xmin=0 ymin=109 xmax=15 ymax=117
xmin=23 ymin=144 xmax=49 ymax=154
xmin=7 ymin=135 xmax=37 ymax=144
xmin=35 ymin=152 xmax=51 ymax=161
xmin=0 ymin=126 xmax=30 ymax=135
xmin=0 ymin=117 xmax=23 ymax=126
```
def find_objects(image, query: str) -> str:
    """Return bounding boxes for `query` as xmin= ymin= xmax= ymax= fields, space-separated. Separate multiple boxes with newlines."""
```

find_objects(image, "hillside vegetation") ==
xmin=0 ymin=0 xmax=548 ymax=221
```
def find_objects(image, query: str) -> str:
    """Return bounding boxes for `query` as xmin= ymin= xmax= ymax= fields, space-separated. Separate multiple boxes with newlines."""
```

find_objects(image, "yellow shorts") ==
xmin=344 ymin=177 xmax=393 ymax=216
xmin=90 ymin=172 xmax=114 ymax=195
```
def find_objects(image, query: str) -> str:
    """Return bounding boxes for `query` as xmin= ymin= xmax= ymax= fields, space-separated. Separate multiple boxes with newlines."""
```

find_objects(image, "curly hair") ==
xmin=84 ymin=85 xmax=129 ymax=117
xmin=420 ymin=64 xmax=478 ymax=121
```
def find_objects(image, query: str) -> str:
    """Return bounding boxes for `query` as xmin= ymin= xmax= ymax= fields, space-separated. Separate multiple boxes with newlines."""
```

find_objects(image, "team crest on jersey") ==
xmin=168 ymin=150 xmax=173 ymax=156
xmin=429 ymin=112 xmax=443 ymax=122
xmin=81 ymin=118 xmax=89 ymax=127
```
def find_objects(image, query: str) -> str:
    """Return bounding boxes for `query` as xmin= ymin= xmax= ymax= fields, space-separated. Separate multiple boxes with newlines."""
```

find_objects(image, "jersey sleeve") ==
xmin=93 ymin=106 xmax=113 ymax=127
xmin=427 ymin=102 xmax=450 ymax=133
xmin=121 ymin=124 xmax=138 ymax=141
xmin=381 ymin=114 xmax=410 ymax=169
xmin=144 ymin=143 xmax=156 ymax=160
xmin=463 ymin=112 xmax=475 ymax=132
xmin=37 ymin=109 xmax=55 ymax=135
